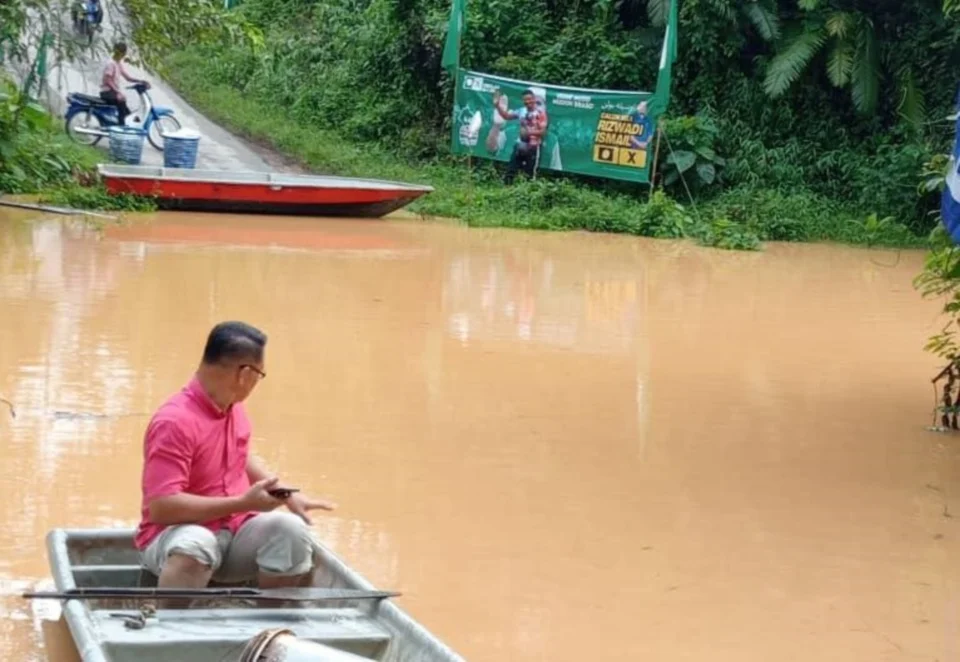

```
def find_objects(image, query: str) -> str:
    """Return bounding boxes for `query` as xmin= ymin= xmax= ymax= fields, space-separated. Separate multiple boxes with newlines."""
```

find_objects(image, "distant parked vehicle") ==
xmin=71 ymin=0 xmax=102 ymax=45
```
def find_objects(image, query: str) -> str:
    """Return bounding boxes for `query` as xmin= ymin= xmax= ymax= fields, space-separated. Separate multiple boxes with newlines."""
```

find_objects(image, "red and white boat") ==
xmin=98 ymin=164 xmax=434 ymax=218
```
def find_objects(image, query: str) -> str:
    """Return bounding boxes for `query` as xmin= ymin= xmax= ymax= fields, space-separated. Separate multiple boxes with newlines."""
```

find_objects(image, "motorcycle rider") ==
xmin=71 ymin=0 xmax=103 ymax=29
xmin=99 ymin=42 xmax=147 ymax=126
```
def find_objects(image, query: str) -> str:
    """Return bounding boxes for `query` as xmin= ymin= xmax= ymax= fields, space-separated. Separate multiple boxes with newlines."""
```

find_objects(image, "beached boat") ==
xmin=40 ymin=528 xmax=463 ymax=662
xmin=98 ymin=165 xmax=434 ymax=218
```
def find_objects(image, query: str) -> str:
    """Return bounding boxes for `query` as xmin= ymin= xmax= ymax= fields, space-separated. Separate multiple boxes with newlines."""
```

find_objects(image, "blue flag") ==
xmin=944 ymin=87 xmax=960 ymax=243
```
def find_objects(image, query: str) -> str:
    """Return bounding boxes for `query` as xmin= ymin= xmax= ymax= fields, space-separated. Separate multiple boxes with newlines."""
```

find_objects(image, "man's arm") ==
xmin=492 ymin=91 xmax=517 ymax=121
xmin=144 ymin=421 xmax=277 ymax=525
xmin=245 ymin=452 xmax=336 ymax=524
xmin=119 ymin=62 xmax=143 ymax=84
xmin=246 ymin=454 xmax=271 ymax=483
xmin=494 ymin=105 xmax=517 ymax=121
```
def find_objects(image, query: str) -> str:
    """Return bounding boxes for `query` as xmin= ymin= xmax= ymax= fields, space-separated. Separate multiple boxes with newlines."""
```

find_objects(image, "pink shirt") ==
xmin=100 ymin=60 xmax=128 ymax=93
xmin=134 ymin=377 xmax=255 ymax=550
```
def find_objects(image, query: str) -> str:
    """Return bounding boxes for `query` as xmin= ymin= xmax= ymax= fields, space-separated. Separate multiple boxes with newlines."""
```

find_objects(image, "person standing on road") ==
xmin=136 ymin=321 xmax=336 ymax=595
xmin=99 ymin=42 xmax=146 ymax=126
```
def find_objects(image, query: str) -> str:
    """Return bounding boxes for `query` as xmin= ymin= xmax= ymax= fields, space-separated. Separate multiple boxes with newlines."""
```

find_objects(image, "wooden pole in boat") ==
xmin=23 ymin=587 xmax=401 ymax=602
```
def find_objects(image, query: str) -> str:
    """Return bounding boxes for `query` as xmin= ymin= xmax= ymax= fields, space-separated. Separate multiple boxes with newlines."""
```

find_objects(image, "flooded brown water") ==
xmin=1 ymin=208 xmax=959 ymax=661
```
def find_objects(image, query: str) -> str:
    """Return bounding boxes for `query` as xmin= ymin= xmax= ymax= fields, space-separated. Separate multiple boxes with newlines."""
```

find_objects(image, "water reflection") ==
xmin=442 ymin=251 xmax=643 ymax=352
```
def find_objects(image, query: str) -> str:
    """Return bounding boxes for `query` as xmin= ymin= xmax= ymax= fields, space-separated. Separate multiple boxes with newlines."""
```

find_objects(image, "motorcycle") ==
xmin=71 ymin=0 xmax=102 ymax=45
xmin=64 ymin=82 xmax=183 ymax=151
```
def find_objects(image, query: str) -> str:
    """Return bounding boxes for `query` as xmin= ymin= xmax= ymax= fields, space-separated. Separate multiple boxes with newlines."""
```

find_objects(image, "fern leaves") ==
xmin=646 ymin=0 xmax=668 ymax=26
xmin=763 ymin=30 xmax=824 ymax=97
xmin=743 ymin=1 xmax=780 ymax=41
xmin=850 ymin=19 xmax=878 ymax=114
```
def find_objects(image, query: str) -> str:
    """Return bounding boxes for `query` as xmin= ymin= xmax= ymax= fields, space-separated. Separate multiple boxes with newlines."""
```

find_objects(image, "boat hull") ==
xmin=41 ymin=528 xmax=463 ymax=662
xmin=147 ymin=196 xmax=419 ymax=218
xmin=98 ymin=165 xmax=433 ymax=219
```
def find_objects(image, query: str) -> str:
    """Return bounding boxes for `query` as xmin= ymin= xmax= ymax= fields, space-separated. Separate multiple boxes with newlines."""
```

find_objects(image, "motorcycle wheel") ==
xmin=147 ymin=115 xmax=182 ymax=151
xmin=65 ymin=110 xmax=103 ymax=147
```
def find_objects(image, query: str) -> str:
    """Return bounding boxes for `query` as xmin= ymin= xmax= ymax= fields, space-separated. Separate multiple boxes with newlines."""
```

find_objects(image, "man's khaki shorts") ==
xmin=140 ymin=511 xmax=319 ymax=583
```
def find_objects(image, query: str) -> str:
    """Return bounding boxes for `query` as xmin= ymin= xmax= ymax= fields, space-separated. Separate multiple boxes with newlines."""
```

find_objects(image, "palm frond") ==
xmin=763 ymin=29 xmax=825 ymax=98
xmin=826 ymin=40 xmax=853 ymax=87
xmin=742 ymin=1 xmax=780 ymax=41
xmin=897 ymin=66 xmax=926 ymax=126
xmin=825 ymin=11 xmax=854 ymax=39
xmin=707 ymin=0 xmax=735 ymax=21
xmin=646 ymin=0 xmax=668 ymax=26
xmin=798 ymin=0 xmax=820 ymax=10
xmin=850 ymin=18 xmax=879 ymax=114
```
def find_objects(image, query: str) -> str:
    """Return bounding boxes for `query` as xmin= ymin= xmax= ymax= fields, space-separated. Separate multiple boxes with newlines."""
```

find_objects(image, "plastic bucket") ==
xmin=108 ymin=126 xmax=146 ymax=165
xmin=162 ymin=129 xmax=201 ymax=169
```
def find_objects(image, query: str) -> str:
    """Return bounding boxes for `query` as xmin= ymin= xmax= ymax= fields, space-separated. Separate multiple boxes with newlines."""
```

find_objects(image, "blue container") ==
xmin=163 ymin=129 xmax=201 ymax=169
xmin=108 ymin=126 xmax=146 ymax=165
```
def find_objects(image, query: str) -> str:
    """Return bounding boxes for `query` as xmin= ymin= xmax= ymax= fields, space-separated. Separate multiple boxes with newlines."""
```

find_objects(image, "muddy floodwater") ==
xmin=1 ymin=209 xmax=959 ymax=661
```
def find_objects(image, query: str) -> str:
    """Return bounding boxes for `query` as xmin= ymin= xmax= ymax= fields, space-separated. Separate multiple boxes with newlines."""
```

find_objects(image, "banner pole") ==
xmin=467 ymin=154 xmax=474 ymax=204
xmin=649 ymin=120 xmax=664 ymax=198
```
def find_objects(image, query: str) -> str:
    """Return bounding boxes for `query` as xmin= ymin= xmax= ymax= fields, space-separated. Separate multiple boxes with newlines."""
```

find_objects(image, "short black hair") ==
xmin=202 ymin=321 xmax=267 ymax=365
xmin=114 ymin=41 xmax=127 ymax=53
xmin=522 ymin=89 xmax=535 ymax=97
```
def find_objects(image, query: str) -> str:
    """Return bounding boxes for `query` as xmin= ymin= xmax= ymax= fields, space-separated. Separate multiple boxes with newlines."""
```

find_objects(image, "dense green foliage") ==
xmin=0 ymin=79 xmax=95 ymax=192
xmin=164 ymin=55 xmax=925 ymax=249
xmin=910 ymin=5 xmax=958 ymax=391
xmin=3 ymin=0 xmax=956 ymax=245
xmin=161 ymin=0 xmax=958 ymax=236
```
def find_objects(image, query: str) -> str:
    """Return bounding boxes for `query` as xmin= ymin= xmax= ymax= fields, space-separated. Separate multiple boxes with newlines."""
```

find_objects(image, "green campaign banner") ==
xmin=450 ymin=71 xmax=658 ymax=184
xmin=441 ymin=0 xmax=677 ymax=185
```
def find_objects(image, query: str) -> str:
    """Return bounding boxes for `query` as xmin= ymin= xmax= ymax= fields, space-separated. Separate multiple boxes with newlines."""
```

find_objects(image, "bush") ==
xmin=0 ymin=79 xmax=99 ymax=194
xmin=660 ymin=114 xmax=726 ymax=195
xmin=695 ymin=217 xmax=762 ymax=251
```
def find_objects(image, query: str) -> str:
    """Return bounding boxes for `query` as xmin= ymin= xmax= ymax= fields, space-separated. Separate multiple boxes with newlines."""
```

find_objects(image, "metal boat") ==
xmin=42 ymin=528 xmax=463 ymax=661
xmin=98 ymin=165 xmax=434 ymax=218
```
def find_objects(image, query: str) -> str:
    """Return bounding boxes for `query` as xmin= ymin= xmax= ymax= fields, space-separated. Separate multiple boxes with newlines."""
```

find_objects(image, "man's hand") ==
xmin=493 ymin=90 xmax=502 ymax=105
xmin=285 ymin=492 xmax=336 ymax=525
xmin=240 ymin=477 xmax=283 ymax=512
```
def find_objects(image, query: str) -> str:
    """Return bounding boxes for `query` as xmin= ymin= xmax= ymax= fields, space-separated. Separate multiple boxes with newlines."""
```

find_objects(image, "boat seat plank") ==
xmin=93 ymin=607 xmax=391 ymax=660
xmin=71 ymin=564 xmax=256 ymax=589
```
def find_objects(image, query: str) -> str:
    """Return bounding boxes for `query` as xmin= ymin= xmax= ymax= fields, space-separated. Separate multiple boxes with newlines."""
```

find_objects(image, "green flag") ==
xmin=652 ymin=0 xmax=678 ymax=115
xmin=441 ymin=0 xmax=465 ymax=74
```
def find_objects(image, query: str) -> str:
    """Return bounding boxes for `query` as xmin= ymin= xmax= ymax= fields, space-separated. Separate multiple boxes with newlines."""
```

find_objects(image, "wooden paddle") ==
xmin=23 ymin=587 xmax=400 ymax=602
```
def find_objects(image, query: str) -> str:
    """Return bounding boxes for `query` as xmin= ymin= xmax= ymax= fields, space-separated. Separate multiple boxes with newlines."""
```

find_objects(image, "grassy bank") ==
xmin=164 ymin=50 xmax=926 ymax=251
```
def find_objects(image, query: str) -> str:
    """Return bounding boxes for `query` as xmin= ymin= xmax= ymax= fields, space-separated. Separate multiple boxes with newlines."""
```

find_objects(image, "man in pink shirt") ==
xmin=136 ymin=321 xmax=335 ymax=591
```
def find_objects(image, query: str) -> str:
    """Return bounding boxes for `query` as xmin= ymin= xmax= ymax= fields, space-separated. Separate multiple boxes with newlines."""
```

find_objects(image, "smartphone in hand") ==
xmin=267 ymin=488 xmax=299 ymax=500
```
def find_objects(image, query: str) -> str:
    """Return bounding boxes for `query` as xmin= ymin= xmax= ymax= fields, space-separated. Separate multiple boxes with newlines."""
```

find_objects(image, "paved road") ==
xmin=11 ymin=11 xmax=271 ymax=171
